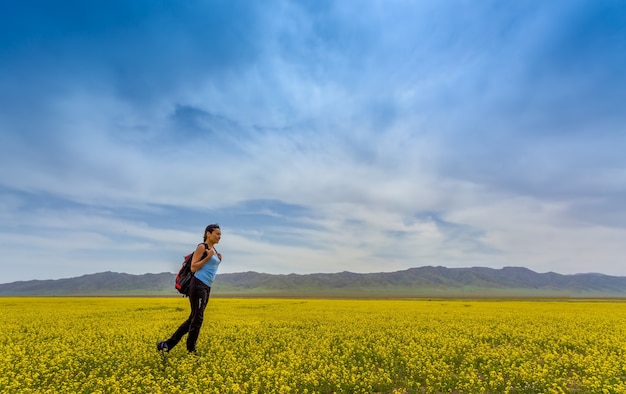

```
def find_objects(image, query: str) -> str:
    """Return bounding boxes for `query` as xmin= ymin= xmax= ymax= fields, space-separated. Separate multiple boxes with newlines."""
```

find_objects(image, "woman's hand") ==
xmin=206 ymin=246 xmax=220 ymax=260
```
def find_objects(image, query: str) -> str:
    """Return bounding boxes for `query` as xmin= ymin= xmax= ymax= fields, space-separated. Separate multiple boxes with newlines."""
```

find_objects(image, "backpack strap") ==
xmin=201 ymin=242 xmax=216 ymax=253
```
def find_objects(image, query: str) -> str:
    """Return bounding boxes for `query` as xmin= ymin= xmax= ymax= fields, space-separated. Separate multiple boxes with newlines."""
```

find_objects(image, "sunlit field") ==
xmin=1 ymin=298 xmax=625 ymax=393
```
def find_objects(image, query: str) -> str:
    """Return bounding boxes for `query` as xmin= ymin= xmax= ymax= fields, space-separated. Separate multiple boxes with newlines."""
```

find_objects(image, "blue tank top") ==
xmin=194 ymin=250 xmax=221 ymax=287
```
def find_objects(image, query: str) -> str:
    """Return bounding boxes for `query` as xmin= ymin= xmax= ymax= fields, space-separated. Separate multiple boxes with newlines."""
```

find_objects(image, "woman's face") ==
xmin=207 ymin=228 xmax=222 ymax=244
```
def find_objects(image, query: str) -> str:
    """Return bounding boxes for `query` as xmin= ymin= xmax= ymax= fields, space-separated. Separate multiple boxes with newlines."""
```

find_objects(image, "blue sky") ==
xmin=1 ymin=0 xmax=625 ymax=283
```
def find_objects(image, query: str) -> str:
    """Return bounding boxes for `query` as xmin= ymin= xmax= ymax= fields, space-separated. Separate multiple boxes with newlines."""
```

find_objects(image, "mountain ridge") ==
xmin=1 ymin=266 xmax=625 ymax=297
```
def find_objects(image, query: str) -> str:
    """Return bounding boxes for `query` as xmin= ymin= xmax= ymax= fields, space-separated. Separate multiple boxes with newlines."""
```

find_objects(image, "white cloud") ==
xmin=1 ymin=1 xmax=626 ymax=282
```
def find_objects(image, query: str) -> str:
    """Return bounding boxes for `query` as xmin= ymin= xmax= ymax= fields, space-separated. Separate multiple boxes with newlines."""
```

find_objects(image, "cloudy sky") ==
xmin=1 ymin=0 xmax=625 ymax=283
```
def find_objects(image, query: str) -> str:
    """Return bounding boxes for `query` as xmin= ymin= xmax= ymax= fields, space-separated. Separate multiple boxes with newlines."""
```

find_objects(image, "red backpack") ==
xmin=175 ymin=243 xmax=207 ymax=296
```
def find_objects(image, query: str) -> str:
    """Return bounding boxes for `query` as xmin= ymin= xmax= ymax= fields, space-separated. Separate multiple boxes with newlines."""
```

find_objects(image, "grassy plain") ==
xmin=1 ymin=297 xmax=625 ymax=393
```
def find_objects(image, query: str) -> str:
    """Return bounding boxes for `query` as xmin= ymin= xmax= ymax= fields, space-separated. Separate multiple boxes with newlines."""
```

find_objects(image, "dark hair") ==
xmin=203 ymin=224 xmax=220 ymax=242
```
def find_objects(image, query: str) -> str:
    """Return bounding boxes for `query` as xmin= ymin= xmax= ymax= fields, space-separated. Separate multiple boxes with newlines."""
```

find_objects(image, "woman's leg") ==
xmin=165 ymin=297 xmax=195 ymax=349
xmin=186 ymin=278 xmax=211 ymax=353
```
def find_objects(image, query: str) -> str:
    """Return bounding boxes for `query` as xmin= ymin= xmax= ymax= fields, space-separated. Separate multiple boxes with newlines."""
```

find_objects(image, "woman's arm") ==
xmin=190 ymin=243 xmax=214 ymax=272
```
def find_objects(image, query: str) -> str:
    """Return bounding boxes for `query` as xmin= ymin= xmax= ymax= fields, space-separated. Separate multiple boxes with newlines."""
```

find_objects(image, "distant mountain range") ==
xmin=1 ymin=266 xmax=625 ymax=298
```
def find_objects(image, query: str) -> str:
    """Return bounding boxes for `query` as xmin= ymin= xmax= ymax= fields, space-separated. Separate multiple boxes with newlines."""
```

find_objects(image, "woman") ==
xmin=158 ymin=224 xmax=222 ymax=355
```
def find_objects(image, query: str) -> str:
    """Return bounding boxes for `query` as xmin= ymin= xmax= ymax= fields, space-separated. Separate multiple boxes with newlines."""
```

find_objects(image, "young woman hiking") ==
xmin=157 ymin=224 xmax=222 ymax=355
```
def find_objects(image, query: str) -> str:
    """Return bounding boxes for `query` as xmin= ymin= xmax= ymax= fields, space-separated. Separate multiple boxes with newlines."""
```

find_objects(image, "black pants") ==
xmin=166 ymin=276 xmax=211 ymax=353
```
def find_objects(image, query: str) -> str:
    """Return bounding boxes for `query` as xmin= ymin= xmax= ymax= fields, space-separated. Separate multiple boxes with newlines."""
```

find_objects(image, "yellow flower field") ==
xmin=1 ymin=297 xmax=625 ymax=393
